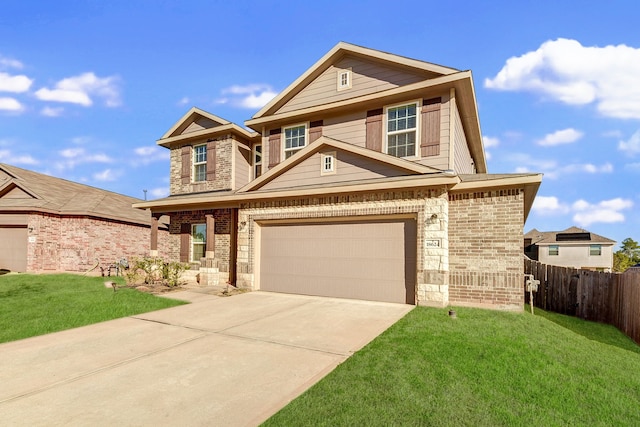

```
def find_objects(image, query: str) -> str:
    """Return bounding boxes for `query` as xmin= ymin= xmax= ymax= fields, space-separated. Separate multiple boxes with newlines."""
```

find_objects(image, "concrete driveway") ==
xmin=0 ymin=291 xmax=412 ymax=426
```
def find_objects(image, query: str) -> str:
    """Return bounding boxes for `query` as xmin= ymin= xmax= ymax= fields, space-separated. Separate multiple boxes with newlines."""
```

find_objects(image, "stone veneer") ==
xmin=448 ymin=188 xmax=524 ymax=310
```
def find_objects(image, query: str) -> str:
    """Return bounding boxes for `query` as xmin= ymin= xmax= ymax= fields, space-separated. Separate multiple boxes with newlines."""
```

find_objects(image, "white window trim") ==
xmin=383 ymin=100 xmax=421 ymax=159
xmin=253 ymin=143 xmax=262 ymax=179
xmin=589 ymin=244 xmax=602 ymax=256
xmin=549 ymin=245 xmax=559 ymax=256
xmin=321 ymin=151 xmax=336 ymax=175
xmin=192 ymin=143 xmax=207 ymax=182
xmin=337 ymin=68 xmax=352 ymax=91
xmin=282 ymin=123 xmax=308 ymax=159
xmin=191 ymin=223 xmax=206 ymax=262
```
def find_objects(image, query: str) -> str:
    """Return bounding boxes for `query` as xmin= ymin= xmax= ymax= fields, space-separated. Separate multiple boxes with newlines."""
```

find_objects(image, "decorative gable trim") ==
xmin=161 ymin=107 xmax=230 ymax=140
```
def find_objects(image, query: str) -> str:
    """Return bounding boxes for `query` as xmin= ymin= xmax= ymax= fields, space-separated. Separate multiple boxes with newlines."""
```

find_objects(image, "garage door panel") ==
xmin=0 ymin=226 xmax=28 ymax=272
xmin=260 ymin=220 xmax=416 ymax=304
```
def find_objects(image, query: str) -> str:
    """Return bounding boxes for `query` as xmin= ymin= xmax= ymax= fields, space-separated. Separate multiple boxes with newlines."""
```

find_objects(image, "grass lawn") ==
xmin=263 ymin=305 xmax=640 ymax=427
xmin=0 ymin=273 xmax=186 ymax=343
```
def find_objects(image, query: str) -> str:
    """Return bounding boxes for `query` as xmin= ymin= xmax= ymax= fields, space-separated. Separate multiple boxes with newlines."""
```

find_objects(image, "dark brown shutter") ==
xmin=268 ymin=128 xmax=281 ymax=168
xmin=181 ymin=146 xmax=191 ymax=184
xmin=421 ymin=98 xmax=441 ymax=157
xmin=180 ymin=223 xmax=190 ymax=262
xmin=366 ymin=108 xmax=383 ymax=152
xmin=206 ymin=140 xmax=216 ymax=181
xmin=309 ymin=120 xmax=323 ymax=143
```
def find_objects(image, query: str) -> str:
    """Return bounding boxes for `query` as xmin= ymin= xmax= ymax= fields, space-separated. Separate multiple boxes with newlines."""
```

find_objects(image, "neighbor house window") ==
xmin=386 ymin=102 xmax=418 ymax=158
xmin=321 ymin=151 xmax=336 ymax=175
xmin=284 ymin=124 xmax=306 ymax=159
xmin=191 ymin=224 xmax=206 ymax=261
xmin=193 ymin=144 xmax=207 ymax=182
xmin=253 ymin=144 xmax=262 ymax=178
xmin=549 ymin=245 xmax=559 ymax=256
xmin=337 ymin=69 xmax=352 ymax=90
xmin=590 ymin=244 xmax=602 ymax=256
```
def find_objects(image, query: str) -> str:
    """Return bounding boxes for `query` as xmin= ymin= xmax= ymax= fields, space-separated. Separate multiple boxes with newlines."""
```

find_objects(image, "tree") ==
xmin=613 ymin=238 xmax=640 ymax=272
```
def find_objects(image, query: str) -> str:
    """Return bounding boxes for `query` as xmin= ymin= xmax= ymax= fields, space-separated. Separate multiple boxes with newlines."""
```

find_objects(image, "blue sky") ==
xmin=1 ymin=1 xmax=639 ymax=248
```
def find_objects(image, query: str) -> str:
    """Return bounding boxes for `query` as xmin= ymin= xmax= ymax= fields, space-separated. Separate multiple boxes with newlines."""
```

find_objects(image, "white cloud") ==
xmin=56 ymin=147 xmax=112 ymax=170
xmin=0 ymin=149 xmax=39 ymax=165
xmin=482 ymin=136 xmax=500 ymax=148
xmin=149 ymin=187 xmax=169 ymax=198
xmin=485 ymin=38 xmax=640 ymax=119
xmin=506 ymin=153 xmax=612 ymax=179
xmin=0 ymin=56 xmax=23 ymax=69
xmin=532 ymin=196 xmax=570 ymax=215
xmin=177 ymin=97 xmax=190 ymax=106
xmin=132 ymin=146 xmax=169 ymax=165
xmin=35 ymin=72 xmax=121 ymax=107
xmin=536 ymin=128 xmax=583 ymax=146
xmin=219 ymin=84 xmax=277 ymax=109
xmin=619 ymin=130 xmax=640 ymax=156
xmin=572 ymin=198 xmax=633 ymax=226
xmin=93 ymin=168 xmax=121 ymax=182
xmin=41 ymin=106 xmax=64 ymax=117
xmin=0 ymin=72 xmax=32 ymax=93
xmin=0 ymin=97 xmax=24 ymax=112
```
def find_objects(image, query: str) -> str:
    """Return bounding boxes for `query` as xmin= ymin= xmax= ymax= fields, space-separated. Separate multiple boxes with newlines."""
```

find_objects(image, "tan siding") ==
xmin=452 ymin=103 xmax=474 ymax=173
xmin=277 ymin=55 xmax=430 ymax=114
xmin=323 ymin=112 xmax=367 ymax=146
xmin=234 ymin=144 xmax=251 ymax=189
xmin=416 ymin=93 xmax=450 ymax=170
xmin=260 ymin=150 xmax=411 ymax=191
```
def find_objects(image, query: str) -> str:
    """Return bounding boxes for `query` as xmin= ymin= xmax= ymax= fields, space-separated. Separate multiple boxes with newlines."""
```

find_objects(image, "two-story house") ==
xmin=524 ymin=227 xmax=615 ymax=272
xmin=135 ymin=42 xmax=542 ymax=310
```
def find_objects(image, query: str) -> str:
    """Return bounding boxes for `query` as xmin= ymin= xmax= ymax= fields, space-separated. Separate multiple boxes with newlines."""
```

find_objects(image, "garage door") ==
xmin=259 ymin=219 xmax=416 ymax=304
xmin=0 ymin=226 xmax=28 ymax=272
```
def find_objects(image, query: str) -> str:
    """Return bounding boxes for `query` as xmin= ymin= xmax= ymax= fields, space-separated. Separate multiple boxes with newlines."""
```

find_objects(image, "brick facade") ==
xmin=448 ymin=189 xmax=524 ymax=310
xmin=25 ymin=213 xmax=168 ymax=274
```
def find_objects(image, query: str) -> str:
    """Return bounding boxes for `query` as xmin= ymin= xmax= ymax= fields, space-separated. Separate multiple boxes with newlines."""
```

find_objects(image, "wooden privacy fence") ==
xmin=524 ymin=259 xmax=640 ymax=345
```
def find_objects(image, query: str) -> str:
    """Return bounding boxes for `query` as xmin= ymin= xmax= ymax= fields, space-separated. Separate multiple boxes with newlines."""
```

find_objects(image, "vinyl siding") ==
xmin=453 ymin=103 xmax=474 ymax=173
xmin=277 ymin=55 xmax=431 ymax=114
xmin=323 ymin=111 xmax=367 ymax=147
xmin=234 ymin=143 xmax=252 ymax=189
xmin=260 ymin=150 xmax=411 ymax=191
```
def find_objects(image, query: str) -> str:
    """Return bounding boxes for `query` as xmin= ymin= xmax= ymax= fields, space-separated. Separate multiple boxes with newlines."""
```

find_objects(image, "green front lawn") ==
xmin=264 ymin=305 xmax=640 ymax=426
xmin=0 ymin=273 xmax=186 ymax=343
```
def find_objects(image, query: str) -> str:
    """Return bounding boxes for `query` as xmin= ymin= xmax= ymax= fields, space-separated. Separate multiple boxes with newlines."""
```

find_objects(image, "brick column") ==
xmin=150 ymin=214 xmax=159 ymax=257
xmin=205 ymin=214 xmax=215 ymax=259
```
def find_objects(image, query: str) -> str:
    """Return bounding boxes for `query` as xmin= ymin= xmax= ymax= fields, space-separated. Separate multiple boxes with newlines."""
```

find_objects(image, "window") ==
xmin=386 ymin=102 xmax=418 ymax=158
xmin=321 ymin=151 xmax=336 ymax=175
xmin=549 ymin=245 xmax=559 ymax=256
xmin=337 ymin=69 xmax=352 ymax=90
xmin=191 ymin=224 xmax=206 ymax=261
xmin=284 ymin=124 xmax=306 ymax=159
xmin=253 ymin=144 xmax=262 ymax=178
xmin=193 ymin=144 xmax=207 ymax=182
xmin=590 ymin=244 xmax=602 ymax=256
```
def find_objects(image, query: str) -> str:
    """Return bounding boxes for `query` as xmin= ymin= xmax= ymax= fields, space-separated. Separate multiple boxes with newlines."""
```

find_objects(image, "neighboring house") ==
xmin=524 ymin=226 xmax=616 ymax=272
xmin=135 ymin=42 xmax=542 ymax=309
xmin=0 ymin=163 xmax=166 ymax=273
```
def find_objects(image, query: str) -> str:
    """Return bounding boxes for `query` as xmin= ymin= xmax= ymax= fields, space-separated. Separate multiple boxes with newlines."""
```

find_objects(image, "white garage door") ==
xmin=259 ymin=219 xmax=416 ymax=304
xmin=0 ymin=226 xmax=28 ymax=272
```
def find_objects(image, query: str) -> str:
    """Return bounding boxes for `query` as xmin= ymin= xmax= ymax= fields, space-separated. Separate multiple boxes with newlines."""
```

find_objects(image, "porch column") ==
xmin=150 ymin=214 xmax=159 ymax=257
xmin=205 ymin=214 xmax=215 ymax=259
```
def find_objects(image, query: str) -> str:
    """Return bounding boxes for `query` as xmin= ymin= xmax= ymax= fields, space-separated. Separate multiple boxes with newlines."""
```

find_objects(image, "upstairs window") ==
xmin=386 ymin=102 xmax=418 ymax=158
xmin=590 ymin=244 xmax=602 ymax=256
xmin=284 ymin=124 xmax=306 ymax=159
xmin=549 ymin=245 xmax=559 ymax=256
xmin=253 ymin=144 xmax=262 ymax=178
xmin=193 ymin=144 xmax=207 ymax=182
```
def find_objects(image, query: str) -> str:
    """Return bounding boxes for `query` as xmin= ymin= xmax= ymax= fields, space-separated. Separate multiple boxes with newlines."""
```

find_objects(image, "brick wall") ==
xmin=170 ymin=136 xmax=233 ymax=195
xmin=448 ymin=188 xmax=524 ymax=310
xmin=26 ymin=213 xmax=167 ymax=273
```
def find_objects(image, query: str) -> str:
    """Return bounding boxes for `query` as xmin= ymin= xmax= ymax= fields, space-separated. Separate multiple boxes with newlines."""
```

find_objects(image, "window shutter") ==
xmin=268 ymin=128 xmax=281 ymax=168
xmin=421 ymin=98 xmax=441 ymax=157
xmin=206 ymin=140 xmax=216 ymax=181
xmin=365 ymin=108 xmax=383 ymax=152
xmin=309 ymin=120 xmax=323 ymax=143
xmin=180 ymin=223 xmax=190 ymax=262
xmin=181 ymin=146 xmax=191 ymax=184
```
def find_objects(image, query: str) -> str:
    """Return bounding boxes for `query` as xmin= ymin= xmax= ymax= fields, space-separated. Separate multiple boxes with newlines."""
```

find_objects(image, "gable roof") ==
xmin=157 ymin=107 xmax=259 ymax=148
xmin=251 ymin=42 xmax=459 ymax=121
xmin=239 ymin=136 xmax=440 ymax=193
xmin=0 ymin=163 xmax=151 ymax=226
xmin=524 ymin=226 xmax=616 ymax=245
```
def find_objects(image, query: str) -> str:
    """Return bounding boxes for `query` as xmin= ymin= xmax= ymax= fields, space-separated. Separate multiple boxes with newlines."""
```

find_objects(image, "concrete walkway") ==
xmin=0 ymin=291 xmax=412 ymax=426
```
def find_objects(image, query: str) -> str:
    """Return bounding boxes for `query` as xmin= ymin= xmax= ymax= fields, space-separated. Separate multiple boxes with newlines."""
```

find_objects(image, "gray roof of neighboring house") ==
xmin=0 ymin=163 xmax=151 ymax=226
xmin=524 ymin=226 xmax=616 ymax=245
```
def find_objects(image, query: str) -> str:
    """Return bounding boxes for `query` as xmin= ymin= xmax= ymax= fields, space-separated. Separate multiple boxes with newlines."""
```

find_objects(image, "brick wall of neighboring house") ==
xmin=167 ymin=209 xmax=232 ymax=273
xmin=236 ymin=189 xmax=450 ymax=306
xmin=447 ymin=188 xmax=525 ymax=310
xmin=26 ymin=213 xmax=163 ymax=273
xmin=169 ymin=136 xmax=233 ymax=195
